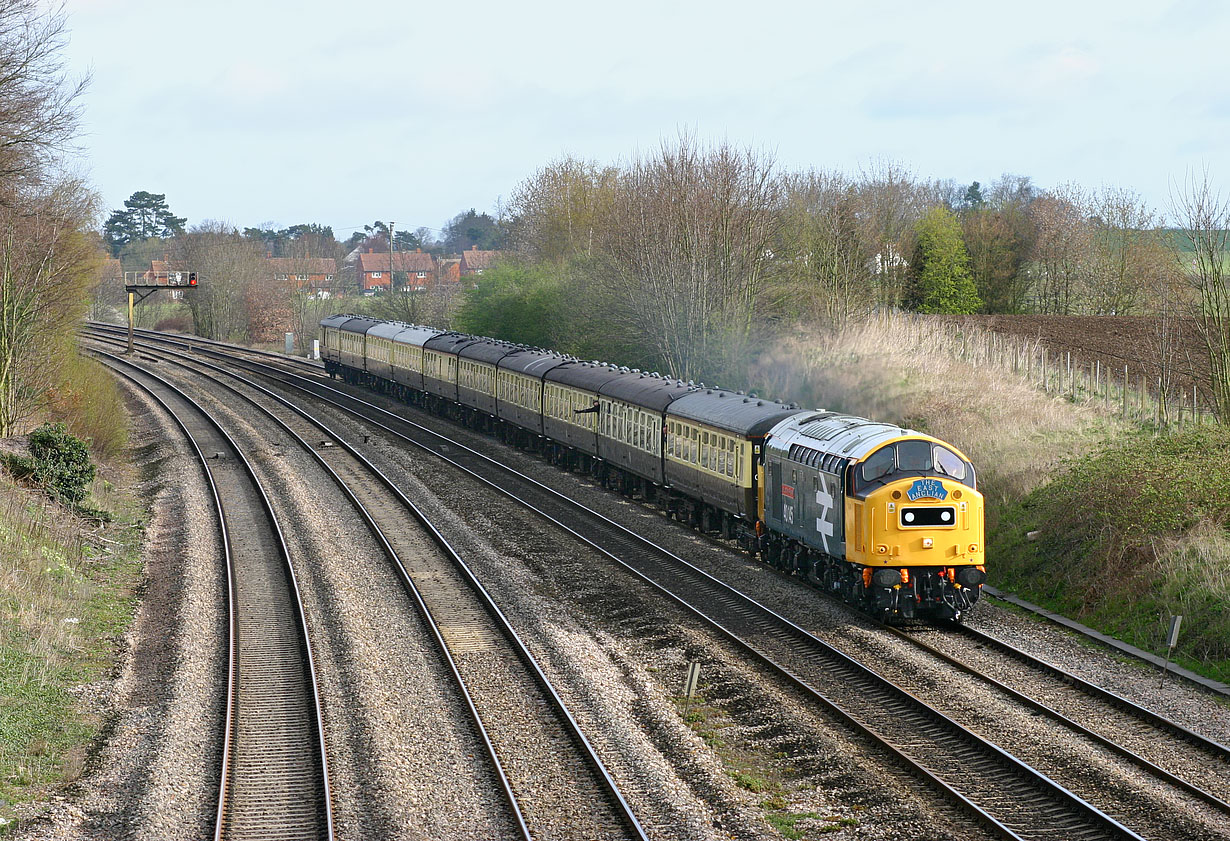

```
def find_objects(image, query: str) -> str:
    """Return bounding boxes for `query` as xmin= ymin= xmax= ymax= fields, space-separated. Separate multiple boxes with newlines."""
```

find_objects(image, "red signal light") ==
xmin=188 ymin=272 xmax=197 ymax=286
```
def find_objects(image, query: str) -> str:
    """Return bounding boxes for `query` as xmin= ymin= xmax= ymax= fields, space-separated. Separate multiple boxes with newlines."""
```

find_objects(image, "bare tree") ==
xmin=0 ymin=179 xmax=98 ymax=434
xmin=1170 ymin=168 xmax=1230 ymax=422
xmin=1086 ymin=186 xmax=1160 ymax=315
xmin=1028 ymin=186 xmax=1094 ymax=314
xmin=173 ymin=222 xmax=267 ymax=342
xmin=0 ymin=1 xmax=86 ymax=186
xmin=777 ymin=170 xmax=871 ymax=325
xmin=507 ymin=155 xmax=620 ymax=263
xmin=853 ymin=159 xmax=925 ymax=310
xmin=598 ymin=135 xmax=782 ymax=381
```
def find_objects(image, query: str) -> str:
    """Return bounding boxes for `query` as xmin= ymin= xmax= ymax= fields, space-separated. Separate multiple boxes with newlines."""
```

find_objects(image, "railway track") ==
xmin=83 ymin=328 xmax=1141 ymax=839
xmin=88 ymin=325 xmax=1229 ymax=838
xmin=888 ymin=622 xmax=1230 ymax=809
xmin=85 ymin=332 xmax=647 ymax=841
xmin=91 ymin=349 xmax=333 ymax=841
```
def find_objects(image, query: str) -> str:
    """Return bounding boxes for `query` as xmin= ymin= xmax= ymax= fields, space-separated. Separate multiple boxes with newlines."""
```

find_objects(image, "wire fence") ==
xmin=885 ymin=312 xmax=1215 ymax=430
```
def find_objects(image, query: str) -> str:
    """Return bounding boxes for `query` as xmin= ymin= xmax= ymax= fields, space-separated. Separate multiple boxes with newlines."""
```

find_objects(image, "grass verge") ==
xmin=0 ymin=465 xmax=145 ymax=828
xmin=991 ymin=426 xmax=1230 ymax=685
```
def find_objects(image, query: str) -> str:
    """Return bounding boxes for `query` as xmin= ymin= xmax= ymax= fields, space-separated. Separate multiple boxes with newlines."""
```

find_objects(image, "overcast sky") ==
xmin=62 ymin=0 xmax=1229 ymax=238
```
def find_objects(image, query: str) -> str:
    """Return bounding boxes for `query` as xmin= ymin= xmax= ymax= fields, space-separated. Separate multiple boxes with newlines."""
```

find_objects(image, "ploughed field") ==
xmin=936 ymin=314 xmax=1211 ymax=394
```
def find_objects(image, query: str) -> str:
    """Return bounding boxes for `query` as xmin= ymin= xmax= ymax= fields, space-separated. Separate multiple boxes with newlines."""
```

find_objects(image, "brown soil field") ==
xmin=932 ymin=314 xmax=1212 ymax=398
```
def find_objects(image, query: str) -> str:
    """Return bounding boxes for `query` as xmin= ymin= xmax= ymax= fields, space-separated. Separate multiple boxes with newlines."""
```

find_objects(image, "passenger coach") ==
xmin=319 ymin=314 xmax=987 ymax=621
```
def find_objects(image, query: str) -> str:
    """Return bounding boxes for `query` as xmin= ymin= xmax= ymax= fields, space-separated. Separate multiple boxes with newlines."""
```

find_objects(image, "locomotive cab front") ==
xmin=847 ymin=438 xmax=985 ymax=621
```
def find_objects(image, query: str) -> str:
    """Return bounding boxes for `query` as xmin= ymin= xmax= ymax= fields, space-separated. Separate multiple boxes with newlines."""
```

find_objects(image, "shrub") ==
xmin=24 ymin=423 xmax=95 ymax=505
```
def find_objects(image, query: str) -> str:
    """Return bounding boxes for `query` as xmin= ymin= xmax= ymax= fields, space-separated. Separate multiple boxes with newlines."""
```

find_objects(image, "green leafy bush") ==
xmin=6 ymin=423 xmax=96 ymax=506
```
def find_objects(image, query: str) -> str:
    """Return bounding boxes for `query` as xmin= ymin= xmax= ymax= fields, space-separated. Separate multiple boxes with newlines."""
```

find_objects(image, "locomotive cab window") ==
xmin=856 ymin=440 xmax=975 ymax=495
xmin=860 ymin=447 xmax=894 ymax=483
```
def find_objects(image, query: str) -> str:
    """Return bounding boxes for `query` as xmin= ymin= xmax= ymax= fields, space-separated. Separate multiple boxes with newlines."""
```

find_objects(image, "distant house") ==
xmin=144 ymin=259 xmax=193 ymax=299
xmin=357 ymin=249 xmax=436 ymax=292
xmin=437 ymin=258 xmax=461 ymax=285
xmin=267 ymin=257 xmax=338 ymax=297
xmin=459 ymin=246 xmax=504 ymax=277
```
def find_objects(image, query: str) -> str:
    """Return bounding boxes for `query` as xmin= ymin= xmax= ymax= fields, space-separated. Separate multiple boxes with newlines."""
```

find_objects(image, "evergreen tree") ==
xmin=906 ymin=206 xmax=981 ymax=313
xmin=961 ymin=181 xmax=985 ymax=210
xmin=102 ymin=191 xmax=186 ymax=255
xmin=442 ymin=209 xmax=504 ymax=252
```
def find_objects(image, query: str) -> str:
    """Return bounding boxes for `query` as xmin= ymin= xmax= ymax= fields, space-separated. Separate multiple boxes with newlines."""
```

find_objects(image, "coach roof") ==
xmin=458 ymin=337 xmax=521 ymax=365
xmin=668 ymin=390 xmax=806 ymax=437
xmin=423 ymin=331 xmax=481 ymax=355
xmin=499 ymin=348 xmax=570 ymax=377
xmin=600 ymin=369 xmax=694 ymax=412
xmin=389 ymin=324 xmax=447 ymax=347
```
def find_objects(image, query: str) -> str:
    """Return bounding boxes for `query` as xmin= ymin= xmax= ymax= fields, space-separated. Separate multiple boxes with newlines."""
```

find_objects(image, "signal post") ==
xmin=123 ymin=269 xmax=198 ymax=353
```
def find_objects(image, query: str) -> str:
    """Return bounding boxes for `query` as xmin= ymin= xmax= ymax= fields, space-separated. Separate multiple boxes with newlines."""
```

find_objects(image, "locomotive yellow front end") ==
xmin=846 ymin=438 xmax=985 ymax=621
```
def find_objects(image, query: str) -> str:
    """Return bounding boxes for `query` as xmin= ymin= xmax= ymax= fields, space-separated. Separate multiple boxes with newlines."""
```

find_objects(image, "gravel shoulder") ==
xmin=12 ymin=380 xmax=226 ymax=841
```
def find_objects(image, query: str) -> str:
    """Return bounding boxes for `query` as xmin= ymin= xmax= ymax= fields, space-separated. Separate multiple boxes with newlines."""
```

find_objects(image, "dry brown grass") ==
xmin=0 ymin=481 xmax=94 ymax=678
xmin=50 ymin=353 xmax=129 ymax=459
xmin=748 ymin=315 xmax=1123 ymax=512
xmin=1154 ymin=521 xmax=1230 ymax=620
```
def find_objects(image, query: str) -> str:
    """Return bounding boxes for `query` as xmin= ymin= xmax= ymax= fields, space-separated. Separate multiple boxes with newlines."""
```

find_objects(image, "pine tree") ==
xmin=102 ymin=191 xmax=187 ymax=255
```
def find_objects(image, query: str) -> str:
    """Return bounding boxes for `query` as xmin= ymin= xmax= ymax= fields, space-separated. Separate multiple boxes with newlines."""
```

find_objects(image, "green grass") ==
xmin=991 ymin=426 xmax=1230 ymax=684
xmin=0 ymin=475 xmax=145 ymax=826
xmin=764 ymin=811 xmax=859 ymax=839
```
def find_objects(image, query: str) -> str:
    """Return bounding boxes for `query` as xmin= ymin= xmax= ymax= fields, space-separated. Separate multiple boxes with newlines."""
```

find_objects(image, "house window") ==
xmin=371 ymin=271 xmax=383 ymax=278
xmin=325 ymin=274 xmax=334 ymax=282
xmin=416 ymin=272 xmax=427 ymax=278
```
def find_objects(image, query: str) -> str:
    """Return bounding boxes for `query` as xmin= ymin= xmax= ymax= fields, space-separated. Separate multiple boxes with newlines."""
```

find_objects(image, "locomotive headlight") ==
xmin=922 ymin=538 xmax=933 ymax=548
xmin=940 ymin=510 xmax=952 ymax=523
xmin=903 ymin=512 xmax=915 ymax=523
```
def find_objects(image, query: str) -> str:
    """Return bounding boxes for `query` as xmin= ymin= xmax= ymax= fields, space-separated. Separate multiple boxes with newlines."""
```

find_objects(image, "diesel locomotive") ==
xmin=320 ymin=314 xmax=986 ymax=621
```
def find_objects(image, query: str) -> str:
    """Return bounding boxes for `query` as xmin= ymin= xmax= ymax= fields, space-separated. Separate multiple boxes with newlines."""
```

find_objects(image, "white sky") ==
xmin=61 ymin=0 xmax=1230 ymax=237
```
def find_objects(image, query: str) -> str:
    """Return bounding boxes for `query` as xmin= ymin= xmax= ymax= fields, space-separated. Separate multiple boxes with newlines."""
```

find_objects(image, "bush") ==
xmin=20 ymin=423 xmax=95 ymax=505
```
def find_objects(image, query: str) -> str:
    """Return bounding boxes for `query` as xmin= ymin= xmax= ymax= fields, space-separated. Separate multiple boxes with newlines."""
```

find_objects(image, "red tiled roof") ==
xmin=460 ymin=249 xmax=503 ymax=271
xmin=358 ymin=251 xmax=436 ymax=273
xmin=149 ymin=259 xmax=190 ymax=274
